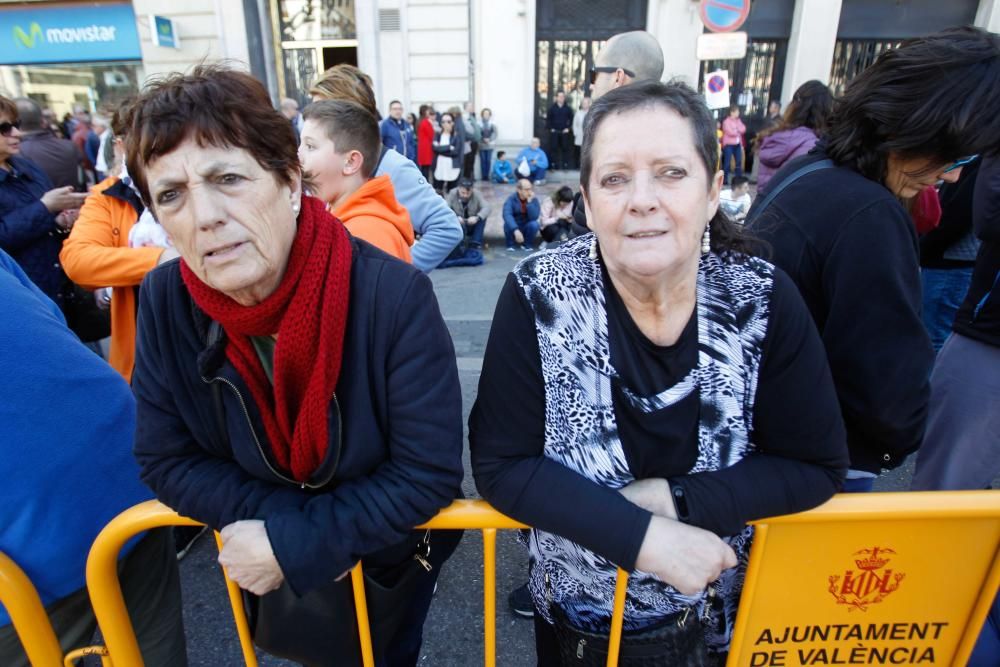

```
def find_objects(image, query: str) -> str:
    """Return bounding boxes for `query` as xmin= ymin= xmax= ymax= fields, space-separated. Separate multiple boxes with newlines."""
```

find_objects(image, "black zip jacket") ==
xmin=747 ymin=151 xmax=933 ymax=474
xmin=132 ymin=239 xmax=464 ymax=596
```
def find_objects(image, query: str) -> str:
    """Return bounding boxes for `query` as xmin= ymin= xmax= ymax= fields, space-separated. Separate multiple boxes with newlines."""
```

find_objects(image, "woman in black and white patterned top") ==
xmin=470 ymin=81 xmax=849 ymax=665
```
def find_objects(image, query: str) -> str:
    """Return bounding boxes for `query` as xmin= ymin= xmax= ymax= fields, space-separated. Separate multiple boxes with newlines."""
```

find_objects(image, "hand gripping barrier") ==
xmin=0 ymin=551 xmax=111 ymax=667
xmin=85 ymin=492 xmax=1000 ymax=667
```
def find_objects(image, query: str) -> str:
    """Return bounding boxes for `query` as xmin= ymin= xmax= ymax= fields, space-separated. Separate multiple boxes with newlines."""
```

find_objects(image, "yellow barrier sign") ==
xmin=727 ymin=492 xmax=1000 ymax=667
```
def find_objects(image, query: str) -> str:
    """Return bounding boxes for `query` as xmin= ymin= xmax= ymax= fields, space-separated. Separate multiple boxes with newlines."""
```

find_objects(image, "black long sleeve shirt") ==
xmin=470 ymin=267 xmax=848 ymax=571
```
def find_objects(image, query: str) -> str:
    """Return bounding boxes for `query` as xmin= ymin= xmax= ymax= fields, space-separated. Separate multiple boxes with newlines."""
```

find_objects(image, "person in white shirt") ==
xmin=572 ymin=97 xmax=590 ymax=169
xmin=719 ymin=176 xmax=752 ymax=223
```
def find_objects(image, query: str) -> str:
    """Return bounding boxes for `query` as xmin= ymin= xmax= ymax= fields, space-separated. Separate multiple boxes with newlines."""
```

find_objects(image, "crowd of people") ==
xmin=0 ymin=23 xmax=998 ymax=667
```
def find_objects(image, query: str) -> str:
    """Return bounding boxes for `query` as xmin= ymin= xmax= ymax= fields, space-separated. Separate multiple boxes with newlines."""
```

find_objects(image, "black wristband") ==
xmin=672 ymin=484 xmax=690 ymax=523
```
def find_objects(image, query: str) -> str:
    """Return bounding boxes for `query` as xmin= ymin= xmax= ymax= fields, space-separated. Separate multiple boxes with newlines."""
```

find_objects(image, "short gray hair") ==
xmin=597 ymin=31 xmax=664 ymax=83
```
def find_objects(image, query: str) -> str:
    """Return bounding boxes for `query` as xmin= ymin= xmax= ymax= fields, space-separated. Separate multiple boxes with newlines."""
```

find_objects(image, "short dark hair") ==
xmin=13 ymin=98 xmax=42 ymax=131
xmin=497 ymin=150 xmax=506 ymax=159
xmin=126 ymin=64 xmax=299 ymax=207
xmin=552 ymin=185 xmax=574 ymax=205
xmin=580 ymin=80 xmax=754 ymax=256
xmin=0 ymin=95 xmax=16 ymax=123
xmin=825 ymin=26 xmax=1000 ymax=183
xmin=458 ymin=177 xmax=474 ymax=189
xmin=388 ymin=99 xmax=402 ymax=108
xmin=110 ymin=97 xmax=135 ymax=137
xmin=731 ymin=176 xmax=749 ymax=188
xmin=302 ymin=100 xmax=381 ymax=179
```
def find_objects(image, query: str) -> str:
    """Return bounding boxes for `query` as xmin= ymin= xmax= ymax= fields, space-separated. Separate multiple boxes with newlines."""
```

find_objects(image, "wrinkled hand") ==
xmin=42 ymin=186 xmax=88 ymax=213
xmin=619 ymin=478 xmax=676 ymax=519
xmin=218 ymin=520 xmax=284 ymax=595
xmin=635 ymin=516 xmax=737 ymax=596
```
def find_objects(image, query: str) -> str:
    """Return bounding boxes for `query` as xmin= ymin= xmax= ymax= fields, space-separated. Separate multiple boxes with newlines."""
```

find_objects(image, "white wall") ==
xmin=473 ymin=0 xmax=534 ymax=147
xmin=132 ymin=0 xmax=252 ymax=81
xmin=647 ymin=0 xmax=703 ymax=85
xmin=975 ymin=0 xmax=1000 ymax=31
xmin=403 ymin=0 xmax=469 ymax=113
xmin=779 ymin=0 xmax=842 ymax=105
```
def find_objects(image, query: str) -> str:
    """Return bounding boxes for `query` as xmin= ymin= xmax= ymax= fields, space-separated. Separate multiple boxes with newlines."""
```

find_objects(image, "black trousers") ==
xmin=549 ymin=132 xmax=571 ymax=169
xmin=462 ymin=142 xmax=479 ymax=179
xmin=0 ymin=528 xmax=187 ymax=667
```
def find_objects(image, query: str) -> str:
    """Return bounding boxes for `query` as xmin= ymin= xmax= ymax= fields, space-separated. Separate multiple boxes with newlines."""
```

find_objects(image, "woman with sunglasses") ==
xmin=746 ymin=27 xmax=1000 ymax=494
xmin=0 ymin=95 xmax=89 ymax=306
xmin=432 ymin=113 xmax=461 ymax=194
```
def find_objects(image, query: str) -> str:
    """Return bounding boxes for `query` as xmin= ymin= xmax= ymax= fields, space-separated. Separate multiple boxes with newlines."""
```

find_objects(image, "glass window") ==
xmin=0 ymin=62 xmax=141 ymax=118
xmin=278 ymin=0 xmax=356 ymax=42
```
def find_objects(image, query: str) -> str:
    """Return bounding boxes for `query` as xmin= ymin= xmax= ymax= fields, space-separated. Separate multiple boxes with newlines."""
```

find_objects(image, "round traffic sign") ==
xmin=707 ymin=75 xmax=726 ymax=93
xmin=699 ymin=0 xmax=751 ymax=33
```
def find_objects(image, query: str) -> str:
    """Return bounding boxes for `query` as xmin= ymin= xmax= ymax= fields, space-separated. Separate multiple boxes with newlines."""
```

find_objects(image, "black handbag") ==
xmin=60 ymin=281 xmax=111 ymax=342
xmin=550 ymin=604 xmax=715 ymax=667
xmin=245 ymin=531 xmax=440 ymax=667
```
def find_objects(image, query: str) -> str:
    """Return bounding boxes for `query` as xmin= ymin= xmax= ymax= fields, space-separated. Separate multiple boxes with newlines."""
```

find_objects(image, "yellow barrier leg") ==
xmin=483 ymin=528 xmax=497 ymax=667
xmin=0 ymin=552 xmax=65 ymax=667
xmin=351 ymin=562 xmax=376 ymax=667
xmin=214 ymin=532 xmax=259 ymax=667
xmin=607 ymin=568 xmax=629 ymax=667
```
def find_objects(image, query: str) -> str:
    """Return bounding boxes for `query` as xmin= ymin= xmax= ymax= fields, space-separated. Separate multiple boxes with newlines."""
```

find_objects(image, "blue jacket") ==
xmin=132 ymin=239 xmax=464 ymax=596
xmin=380 ymin=117 xmax=416 ymax=161
xmin=0 ymin=156 xmax=65 ymax=303
xmin=491 ymin=159 xmax=514 ymax=184
xmin=515 ymin=147 xmax=549 ymax=171
xmin=375 ymin=148 xmax=462 ymax=272
xmin=0 ymin=249 xmax=152 ymax=627
xmin=503 ymin=193 xmax=541 ymax=229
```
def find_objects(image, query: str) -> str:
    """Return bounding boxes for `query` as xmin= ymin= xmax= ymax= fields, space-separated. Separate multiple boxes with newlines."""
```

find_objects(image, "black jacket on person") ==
xmin=954 ymin=155 xmax=1000 ymax=347
xmin=18 ymin=131 xmax=85 ymax=190
xmin=546 ymin=103 xmax=573 ymax=132
xmin=747 ymin=150 xmax=933 ymax=474
xmin=131 ymin=238 xmax=464 ymax=596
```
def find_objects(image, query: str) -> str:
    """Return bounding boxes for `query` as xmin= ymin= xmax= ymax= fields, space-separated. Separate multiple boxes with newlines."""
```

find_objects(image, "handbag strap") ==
xmin=745 ymin=158 xmax=835 ymax=227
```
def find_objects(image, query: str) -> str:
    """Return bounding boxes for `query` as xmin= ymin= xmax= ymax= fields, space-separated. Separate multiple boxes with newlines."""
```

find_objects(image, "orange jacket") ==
xmin=332 ymin=175 xmax=414 ymax=262
xmin=60 ymin=177 xmax=164 ymax=381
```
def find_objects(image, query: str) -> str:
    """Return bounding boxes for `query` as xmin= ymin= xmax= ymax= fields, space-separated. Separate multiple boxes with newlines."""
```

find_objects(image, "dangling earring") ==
xmin=701 ymin=225 xmax=711 ymax=255
xmin=589 ymin=235 xmax=599 ymax=261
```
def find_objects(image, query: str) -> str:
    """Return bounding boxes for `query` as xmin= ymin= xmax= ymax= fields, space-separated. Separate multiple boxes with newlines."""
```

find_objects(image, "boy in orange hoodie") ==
xmin=298 ymin=100 xmax=413 ymax=261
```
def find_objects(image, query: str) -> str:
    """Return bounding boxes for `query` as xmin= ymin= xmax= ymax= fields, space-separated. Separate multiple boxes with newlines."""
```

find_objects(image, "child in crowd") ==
xmin=491 ymin=150 xmax=515 ymax=184
xmin=719 ymin=175 xmax=752 ymax=223
xmin=299 ymin=100 xmax=414 ymax=261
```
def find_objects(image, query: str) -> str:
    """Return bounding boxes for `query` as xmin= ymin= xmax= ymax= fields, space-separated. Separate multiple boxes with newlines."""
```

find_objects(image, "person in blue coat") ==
xmin=491 ymin=150 xmax=515 ymax=184
xmin=515 ymin=138 xmax=549 ymax=184
xmin=380 ymin=100 xmax=416 ymax=162
xmin=502 ymin=179 xmax=542 ymax=251
xmin=0 ymin=95 xmax=89 ymax=303
xmin=0 ymin=248 xmax=186 ymax=666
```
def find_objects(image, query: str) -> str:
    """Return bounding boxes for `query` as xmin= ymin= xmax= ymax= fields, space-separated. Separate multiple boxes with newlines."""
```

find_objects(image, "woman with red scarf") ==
xmin=127 ymin=66 xmax=464 ymax=666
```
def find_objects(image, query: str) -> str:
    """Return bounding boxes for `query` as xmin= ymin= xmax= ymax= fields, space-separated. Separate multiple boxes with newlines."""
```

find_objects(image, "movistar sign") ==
xmin=1 ymin=4 xmax=141 ymax=65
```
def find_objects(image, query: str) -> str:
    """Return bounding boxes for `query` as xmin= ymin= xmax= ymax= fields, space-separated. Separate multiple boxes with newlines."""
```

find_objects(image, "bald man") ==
xmin=589 ymin=30 xmax=665 ymax=100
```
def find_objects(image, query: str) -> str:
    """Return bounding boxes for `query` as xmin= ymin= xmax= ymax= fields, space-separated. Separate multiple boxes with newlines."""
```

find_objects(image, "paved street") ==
xmin=170 ymin=169 xmax=920 ymax=666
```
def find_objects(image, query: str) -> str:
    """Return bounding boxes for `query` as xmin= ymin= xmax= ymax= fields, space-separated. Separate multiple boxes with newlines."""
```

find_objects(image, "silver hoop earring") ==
xmin=701 ymin=225 xmax=711 ymax=255
xmin=589 ymin=235 xmax=599 ymax=261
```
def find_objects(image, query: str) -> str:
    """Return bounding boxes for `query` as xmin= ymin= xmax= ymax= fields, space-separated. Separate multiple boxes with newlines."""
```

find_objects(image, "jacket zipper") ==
xmin=202 ymin=375 xmax=336 ymax=490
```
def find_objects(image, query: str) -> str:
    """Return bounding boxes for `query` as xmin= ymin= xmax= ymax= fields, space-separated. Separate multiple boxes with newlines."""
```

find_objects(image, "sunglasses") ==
xmin=0 ymin=120 xmax=21 ymax=137
xmin=942 ymin=155 xmax=978 ymax=174
xmin=590 ymin=66 xmax=636 ymax=85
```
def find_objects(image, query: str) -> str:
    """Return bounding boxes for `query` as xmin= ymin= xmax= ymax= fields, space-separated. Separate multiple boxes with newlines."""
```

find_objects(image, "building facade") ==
xmin=2 ymin=0 xmax=999 ymax=149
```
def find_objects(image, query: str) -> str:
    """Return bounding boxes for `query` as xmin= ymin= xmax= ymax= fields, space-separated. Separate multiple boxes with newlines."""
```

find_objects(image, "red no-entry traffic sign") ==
xmin=700 ymin=0 xmax=751 ymax=33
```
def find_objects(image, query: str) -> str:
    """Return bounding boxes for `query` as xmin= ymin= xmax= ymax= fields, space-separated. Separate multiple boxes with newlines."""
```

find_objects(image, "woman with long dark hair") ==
xmin=755 ymin=80 xmax=833 ymax=190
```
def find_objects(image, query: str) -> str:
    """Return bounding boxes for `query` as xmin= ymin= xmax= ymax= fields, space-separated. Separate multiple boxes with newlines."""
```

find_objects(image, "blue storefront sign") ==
xmin=151 ymin=15 xmax=178 ymax=49
xmin=0 ymin=3 xmax=142 ymax=65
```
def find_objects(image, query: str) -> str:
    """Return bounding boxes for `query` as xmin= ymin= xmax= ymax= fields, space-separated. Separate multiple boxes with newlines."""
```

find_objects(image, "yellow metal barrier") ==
xmin=84 ymin=499 xmax=632 ymax=666
xmin=87 ymin=493 xmax=1000 ymax=666
xmin=0 ymin=551 xmax=65 ymax=666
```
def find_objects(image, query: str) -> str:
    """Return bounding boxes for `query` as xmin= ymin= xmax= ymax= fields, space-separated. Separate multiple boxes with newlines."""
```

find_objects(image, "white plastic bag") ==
xmin=517 ymin=157 xmax=531 ymax=177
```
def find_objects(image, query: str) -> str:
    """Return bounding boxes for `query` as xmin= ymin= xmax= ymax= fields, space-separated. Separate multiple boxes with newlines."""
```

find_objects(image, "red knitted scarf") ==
xmin=181 ymin=195 xmax=352 ymax=482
